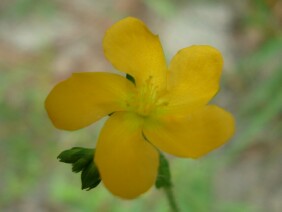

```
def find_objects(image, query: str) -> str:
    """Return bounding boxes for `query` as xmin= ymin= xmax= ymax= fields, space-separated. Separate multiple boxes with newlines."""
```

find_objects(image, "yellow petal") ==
xmin=166 ymin=45 xmax=223 ymax=113
xmin=144 ymin=105 xmax=235 ymax=158
xmin=45 ymin=72 xmax=135 ymax=131
xmin=103 ymin=17 xmax=167 ymax=89
xmin=95 ymin=112 xmax=159 ymax=199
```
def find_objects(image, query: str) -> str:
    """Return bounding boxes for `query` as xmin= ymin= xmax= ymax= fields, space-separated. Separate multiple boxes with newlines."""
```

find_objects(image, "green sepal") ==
xmin=57 ymin=147 xmax=101 ymax=190
xmin=126 ymin=73 xmax=135 ymax=85
xmin=155 ymin=152 xmax=172 ymax=189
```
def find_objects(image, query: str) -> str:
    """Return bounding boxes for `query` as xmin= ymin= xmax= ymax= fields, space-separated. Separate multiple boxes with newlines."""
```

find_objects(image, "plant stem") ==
xmin=164 ymin=186 xmax=179 ymax=212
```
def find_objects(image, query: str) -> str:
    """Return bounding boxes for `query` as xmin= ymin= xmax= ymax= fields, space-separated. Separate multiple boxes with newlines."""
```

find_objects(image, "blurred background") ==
xmin=0 ymin=0 xmax=282 ymax=211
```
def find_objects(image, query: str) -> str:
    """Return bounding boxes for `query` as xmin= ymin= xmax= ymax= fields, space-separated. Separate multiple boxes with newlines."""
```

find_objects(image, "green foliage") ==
xmin=238 ymin=37 xmax=282 ymax=77
xmin=144 ymin=0 xmax=177 ymax=17
xmin=57 ymin=147 xmax=101 ymax=191
xmin=1 ymin=0 xmax=57 ymax=19
xmin=58 ymin=148 xmax=175 ymax=191
xmin=229 ymin=36 xmax=282 ymax=158
xmin=81 ymin=160 xmax=101 ymax=190
xmin=155 ymin=153 xmax=172 ymax=189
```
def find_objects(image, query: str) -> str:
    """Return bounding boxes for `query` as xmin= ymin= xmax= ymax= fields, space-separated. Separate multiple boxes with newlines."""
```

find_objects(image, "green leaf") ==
xmin=155 ymin=152 xmax=172 ymax=189
xmin=72 ymin=157 xmax=91 ymax=173
xmin=57 ymin=147 xmax=92 ymax=164
xmin=81 ymin=160 xmax=101 ymax=190
xmin=57 ymin=147 xmax=101 ymax=190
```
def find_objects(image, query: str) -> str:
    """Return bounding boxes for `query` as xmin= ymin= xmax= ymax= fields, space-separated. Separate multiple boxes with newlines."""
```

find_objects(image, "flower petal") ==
xmin=144 ymin=105 xmax=235 ymax=158
xmin=45 ymin=72 xmax=135 ymax=131
xmin=103 ymin=17 xmax=167 ymax=89
xmin=95 ymin=112 xmax=159 ymax=199
xmin=166 ymin=45 xmax=223 ymax=113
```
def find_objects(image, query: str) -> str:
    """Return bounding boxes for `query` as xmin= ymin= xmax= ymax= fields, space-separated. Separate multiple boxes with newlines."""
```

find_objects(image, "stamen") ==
xmin=125 ymin=76 xmax=169 ymax=117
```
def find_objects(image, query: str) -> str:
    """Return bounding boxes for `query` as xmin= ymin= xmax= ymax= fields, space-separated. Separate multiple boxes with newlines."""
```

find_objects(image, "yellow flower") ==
xmin=45 ymin=17 xmax=235 ymax=199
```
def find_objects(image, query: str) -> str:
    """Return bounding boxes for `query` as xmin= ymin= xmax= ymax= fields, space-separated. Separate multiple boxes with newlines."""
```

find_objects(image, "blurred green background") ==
xmin=1 ymin=0 xmax=282 ymax=211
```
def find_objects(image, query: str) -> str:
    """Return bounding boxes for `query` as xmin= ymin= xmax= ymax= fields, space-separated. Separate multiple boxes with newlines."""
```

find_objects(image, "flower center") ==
xmin=126 ymin=76 xmax=168 ymax=117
